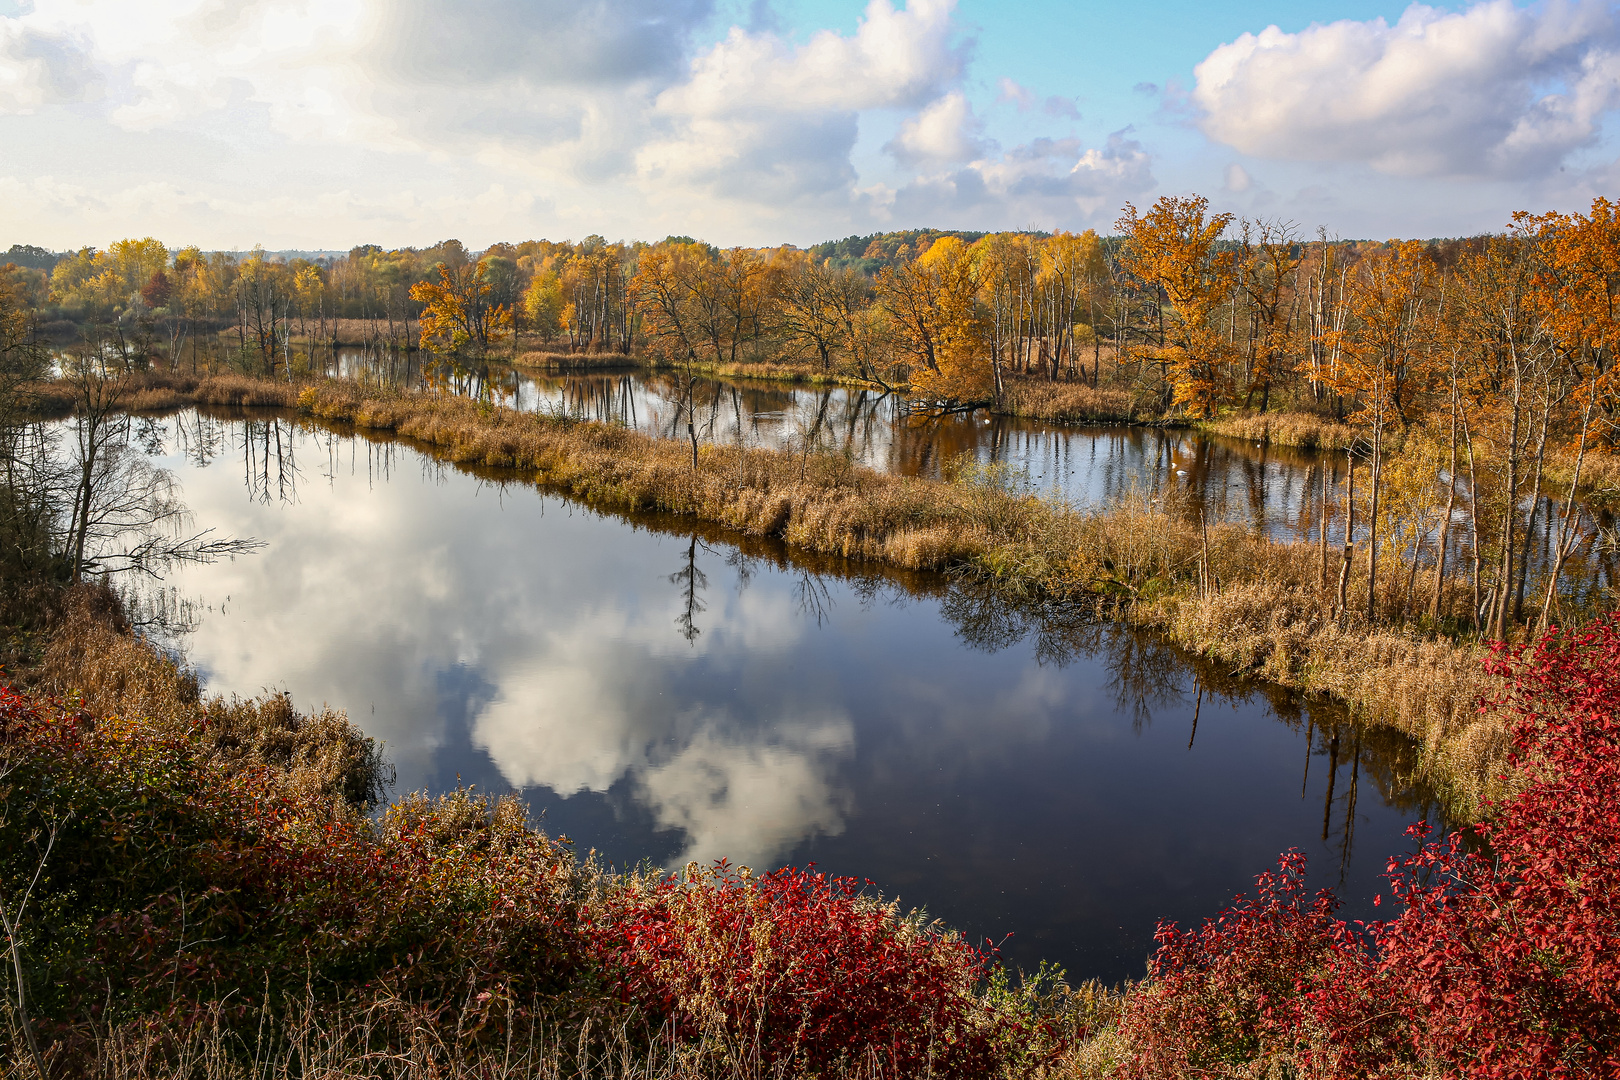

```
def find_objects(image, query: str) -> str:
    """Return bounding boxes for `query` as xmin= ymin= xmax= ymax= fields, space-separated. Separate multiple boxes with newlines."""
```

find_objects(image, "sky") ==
xmin=2 ymin=0 xmax=1619 ymax=250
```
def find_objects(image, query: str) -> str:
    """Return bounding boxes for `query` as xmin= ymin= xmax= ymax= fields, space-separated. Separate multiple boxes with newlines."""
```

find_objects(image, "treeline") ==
xmin=7 ymin=200 xmax=1620 ymax=644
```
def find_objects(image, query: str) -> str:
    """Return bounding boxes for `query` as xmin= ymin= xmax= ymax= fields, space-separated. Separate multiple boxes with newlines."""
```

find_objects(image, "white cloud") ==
xmin=0 ymin=19 xmax=100 ymax=111
xmin=885 ymin=91 xmax=990 ymax=165
xmin=640 ymin=0 xmax=969 ymax=203
xmin=1223 ymin=162 xmax=1252 ymax=192
xmin=0 ymin=0 xmax=1150 ymax=243
xmin=1193 ymin=0 xmax=1620 ymax=179
xmin=887 ymin=129 xmax=1154 ymax=227
xmin=1042 ymin=95 xmax=1080 ymax=120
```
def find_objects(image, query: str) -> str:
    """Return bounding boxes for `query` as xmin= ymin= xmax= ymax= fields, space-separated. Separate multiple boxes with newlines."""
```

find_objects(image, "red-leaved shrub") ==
xmin=1373 ymin=621 xmax=1620 ymax=1078
xmin=1117 ymin=614 xmax=1620 ymax=1079
xmin=591 ymin=859 xmax=1009 ymax=1077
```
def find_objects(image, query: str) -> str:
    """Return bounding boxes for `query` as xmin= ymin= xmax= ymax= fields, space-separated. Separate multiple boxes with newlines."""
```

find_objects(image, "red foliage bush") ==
xmin=590 ymin=859 xmax=1010 ymax=1077
xmin=1117 ymin=614 xmax=1620 ymax=1080
xmin=1374 ymin=621 xmax=1620 ymax=1078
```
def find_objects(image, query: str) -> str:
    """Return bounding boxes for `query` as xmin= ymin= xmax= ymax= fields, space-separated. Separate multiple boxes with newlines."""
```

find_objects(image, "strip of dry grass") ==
xmin=24 ymin=371 xmax=302 ymax=416
xmin=295 ymin=379 xmax=1507 ymax=818
xmin=998 ymin=377 xmax=1148 ymax=425
xmin=517 ymin=349 xmax=640 ymax=370
xmin=1201 ymin=410 xmax=1359 ymax=451
xmin=19 ymin=584 xmax=389 ymax=813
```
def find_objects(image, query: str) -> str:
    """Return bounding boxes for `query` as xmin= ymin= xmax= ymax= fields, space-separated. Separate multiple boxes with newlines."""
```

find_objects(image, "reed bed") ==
xmin=24 ymin=371 xmax=301 ymax=416
xmin=658 ymin=356 xmax=897 ymax=389
xmin=1200 ymin=410 xmax=1359 ymax=451
xmin=998 ymin=378 xmax=1145 ymax=425
xmin=517 ymin=349 xmax=640 ymax=371
xmin=296 ymin=379 xmax=1506 ymax=817
xmin=26 ymin=584 xmax=389 ymax=812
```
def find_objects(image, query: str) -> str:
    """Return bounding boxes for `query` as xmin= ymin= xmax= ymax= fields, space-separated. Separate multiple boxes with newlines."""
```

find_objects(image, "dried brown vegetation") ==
xmin=24 ymin=584 xmax=389 ymax=812
xmin=23 ymin=371 xmax=301 ymax=416
xmin=998 ymin=376 xmax=1145 ymax=425
xmin=517 ymin=349 xmax=639 ymax=371
xmin=1199 ymin=410 xmax=1359 ymax=451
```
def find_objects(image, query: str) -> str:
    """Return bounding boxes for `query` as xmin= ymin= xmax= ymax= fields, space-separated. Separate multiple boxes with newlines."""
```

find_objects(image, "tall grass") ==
xmin=25 ymin=371 xmax=301 ymax=416
xmin=998 ymin=377 xmax=1146 ymax=425
xmin=26 ymin=584 xmax=389 ymax=812
xmin=1199 ymin=410 xmax=1359 ymax=451
xmin=294 ymin=379 xmax=1506 ymax=817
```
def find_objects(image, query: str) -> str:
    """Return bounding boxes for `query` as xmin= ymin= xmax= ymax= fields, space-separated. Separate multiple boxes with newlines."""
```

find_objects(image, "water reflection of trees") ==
xmin=315 ymin=361 xmax=1619 ymax=599
xmin=670 ymin=534 xmax=709 ymax=645
xmin=889 ymin=572 xmax=1436 ymax=875
xmin=3 ymin=378 xmax=260 ymax=588
xmin=667 ymin=530 xmax=1433 ymax=878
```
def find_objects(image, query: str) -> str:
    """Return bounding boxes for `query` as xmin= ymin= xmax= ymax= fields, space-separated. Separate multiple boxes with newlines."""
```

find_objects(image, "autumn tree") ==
xmin=1335 ymin=240 xmax=1437 ymax=621
xmin=410 ymin=259 xmax=513 ymax=358
xmin=1233 ymin=219 xmax=1303 ymax=411
xmin=876 ymin=237 xmax=992 ymax=405
xmin=1116 ymin=196 xmax=1236 ymax=417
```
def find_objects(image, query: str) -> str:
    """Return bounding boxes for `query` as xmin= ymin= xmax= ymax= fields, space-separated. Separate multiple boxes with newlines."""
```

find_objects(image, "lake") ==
xmin=129 ymin=405 xmax=1441 ymax=985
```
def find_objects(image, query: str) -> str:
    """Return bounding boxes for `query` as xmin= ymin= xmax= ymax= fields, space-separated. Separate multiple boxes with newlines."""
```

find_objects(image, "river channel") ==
xmin=129 ymin=402 xmax=1442 ymax=985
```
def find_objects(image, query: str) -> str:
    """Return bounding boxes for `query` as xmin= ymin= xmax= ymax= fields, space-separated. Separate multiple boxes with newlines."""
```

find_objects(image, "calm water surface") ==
xmin=331 ymin=352 xmax=1347 ymax=540
xmin=134 ymin=408 xmax=1439 ymax=984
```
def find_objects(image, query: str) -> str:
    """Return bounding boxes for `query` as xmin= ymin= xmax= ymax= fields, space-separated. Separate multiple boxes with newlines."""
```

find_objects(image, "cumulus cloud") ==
xmin=886 ymin=128 xmax=1154 ymax=228
xmin=1042 ymin=95 xmax=1080 ymax=120
xmin=1193 ymin=0 xmax=1620 ymax=179
xmin=997 ymin=76 xmax=1035 ymax=110
xmin=0 ymin=0 xmax=1148 ymax=242
xmin=885 ymin=91 xmax=991 ymax=165
xmin=641 ymin=0 xmax=969 ymax=202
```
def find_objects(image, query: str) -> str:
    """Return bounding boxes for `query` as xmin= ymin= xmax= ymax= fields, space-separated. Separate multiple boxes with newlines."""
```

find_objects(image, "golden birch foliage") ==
xmin=523 ymin=271 xmax=565 ymax=341
xmin=1515 ymin=197 xmax=1620 ymax=448
xmin=410 ymin=259 xmax=513 ymax=356
xmin=293 ymin=266 xmax=325 ymax=317
xmin=877 ymin=236 xmax=992 ymax=402
xmin=48 ymin=237 xmax=169 ymax=312
xmin=1116 ymin=196 xmax=1236 ymax=416
xmin=630 ymin=242 xmax=713 ymax=360
xmin=1334 ymin=240 xmax=1436 ymax=426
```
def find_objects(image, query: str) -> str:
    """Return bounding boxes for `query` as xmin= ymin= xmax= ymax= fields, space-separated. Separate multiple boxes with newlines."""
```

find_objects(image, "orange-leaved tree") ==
xmin=877 ymin=237 xmax=991 ymax=404
xmin=1116 ymin=196 xmax=1236 ymax=417
xmin=410 ymin=259 xmax=513 ymax=357
xmin=1511 ymin=198 xmax=1620 ymax=628
xmin=1334 ymin=239 xmax=1437 ymax=621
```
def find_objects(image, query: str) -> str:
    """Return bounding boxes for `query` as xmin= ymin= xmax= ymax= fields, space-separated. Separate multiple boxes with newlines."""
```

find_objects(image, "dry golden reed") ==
xmin=32 ymin=585 xmax=388 ymax=813
xmin=999 ymin=378 xmax=1142 ymax=425
xmin=1200 ymin=410 xmax=1359 ymax=451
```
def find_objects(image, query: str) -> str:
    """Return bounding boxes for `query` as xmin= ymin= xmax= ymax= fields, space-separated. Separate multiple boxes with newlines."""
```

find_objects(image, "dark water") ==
xmin=135 ymin=408 xmax=1439 ymax=984
xmin=332 ymin=352 xmax=1348 ymax=541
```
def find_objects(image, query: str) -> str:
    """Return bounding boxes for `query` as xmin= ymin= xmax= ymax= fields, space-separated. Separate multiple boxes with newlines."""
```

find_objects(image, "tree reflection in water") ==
xmin=665 ymin=526 xmax=1439 ymax=880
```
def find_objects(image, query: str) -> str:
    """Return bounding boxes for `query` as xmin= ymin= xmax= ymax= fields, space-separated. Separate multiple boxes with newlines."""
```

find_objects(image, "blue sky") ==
xmin=1 ymin=0 xmax=1616 ymax=249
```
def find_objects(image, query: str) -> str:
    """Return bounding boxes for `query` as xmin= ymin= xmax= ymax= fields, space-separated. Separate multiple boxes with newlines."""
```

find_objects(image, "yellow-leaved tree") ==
xmin=877 ymin=237 xmax=992 ymax=404
xmin=1117 ymin=196 xmax=1235 ymax=417
xmin=410 ymin=259 xmax=513 ymax=357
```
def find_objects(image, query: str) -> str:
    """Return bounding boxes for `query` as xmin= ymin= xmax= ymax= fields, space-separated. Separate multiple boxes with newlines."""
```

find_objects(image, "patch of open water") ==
xmin=133 ymin=408 xmax=1440 ymax=984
